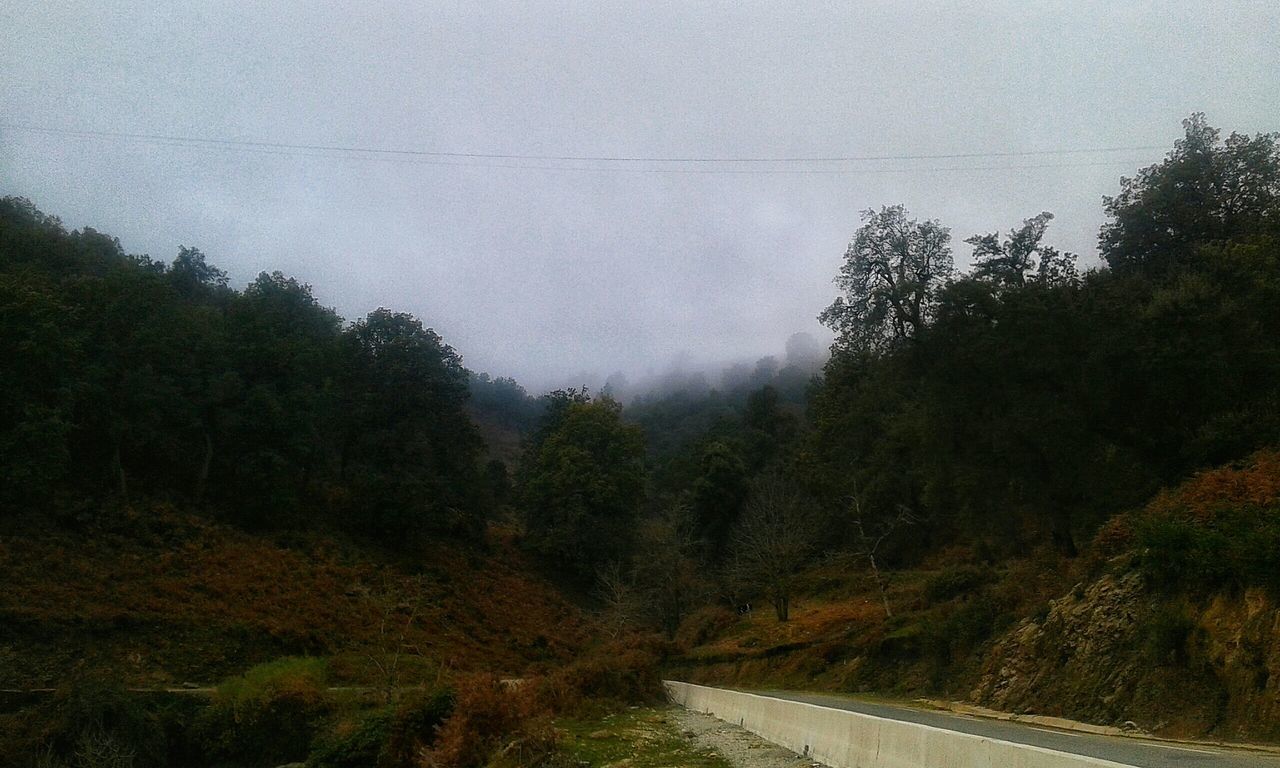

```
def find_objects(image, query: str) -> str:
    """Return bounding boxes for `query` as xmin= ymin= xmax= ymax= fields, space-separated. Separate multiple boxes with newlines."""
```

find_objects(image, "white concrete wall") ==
xmin=665 ymin=681 xmax=1134 ymax=768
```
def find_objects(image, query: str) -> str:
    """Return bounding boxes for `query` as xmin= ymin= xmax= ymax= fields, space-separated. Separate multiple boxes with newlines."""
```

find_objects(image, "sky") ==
xmin=2 ymin=2 xmax=1278 ymax=391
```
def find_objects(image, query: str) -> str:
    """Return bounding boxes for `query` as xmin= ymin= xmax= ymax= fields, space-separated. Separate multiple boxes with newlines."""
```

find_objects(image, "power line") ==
xmin=8 ymin=129 xmax=1139 ymax=175
xmin=3 ymin=127 xmax=1141 ymax=176
xmin=0 ymin=122 xmax=1164 ymax=169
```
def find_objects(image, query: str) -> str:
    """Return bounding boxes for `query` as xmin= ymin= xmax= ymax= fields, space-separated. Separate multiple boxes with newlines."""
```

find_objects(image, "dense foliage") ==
xmin=518 ymin=393 xmax=646 ymax=577
xmin=0 ymin=198 xmax=486 ymax=543
xmin=806 ymin=114 xmax=1280 ymax=559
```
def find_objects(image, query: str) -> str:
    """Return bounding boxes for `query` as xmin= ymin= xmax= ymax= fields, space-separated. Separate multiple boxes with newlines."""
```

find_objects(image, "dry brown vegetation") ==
xmin=669 ymin=534 xmax=1087 ymax=695
xmin=422 ymin=638 xmax=666 ymax=768
xmin=0 ymin=508 xmax=589 ymax=688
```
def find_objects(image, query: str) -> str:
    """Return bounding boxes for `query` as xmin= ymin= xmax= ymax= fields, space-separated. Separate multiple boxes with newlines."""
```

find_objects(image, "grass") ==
xmin=555 ymin=707 xmax=732 ymax=768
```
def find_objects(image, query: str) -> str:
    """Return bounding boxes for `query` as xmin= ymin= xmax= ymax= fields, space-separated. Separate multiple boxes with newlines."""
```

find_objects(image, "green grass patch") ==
xmin=555 ymin=708 xmax=731 ymax=768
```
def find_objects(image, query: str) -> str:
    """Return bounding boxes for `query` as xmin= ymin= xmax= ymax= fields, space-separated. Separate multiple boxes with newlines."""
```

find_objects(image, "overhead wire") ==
xmin=0 ymin=122 xmax=1159 ymax=175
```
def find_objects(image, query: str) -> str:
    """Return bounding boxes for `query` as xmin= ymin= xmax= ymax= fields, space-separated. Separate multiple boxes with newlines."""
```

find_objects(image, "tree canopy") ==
xmin=0 ymin=198 xmax=487 ymax=544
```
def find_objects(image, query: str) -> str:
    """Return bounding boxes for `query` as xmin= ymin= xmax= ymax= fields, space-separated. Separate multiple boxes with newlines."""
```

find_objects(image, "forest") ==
xmin=3 ymin=113 xmax=1280 ymax=765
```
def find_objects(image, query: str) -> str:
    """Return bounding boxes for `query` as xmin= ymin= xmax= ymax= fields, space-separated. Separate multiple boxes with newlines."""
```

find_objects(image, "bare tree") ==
xmin=72 ymin=728 xmax=135 ymax=768
xmin=728 ymin=476 xmax=822 ymax=622
xmin=594 ymin=560 xmax=642 ymax=639
xmin=365 ymin=575 xmax=429 ymax=703
xmin=844 ymin=487 xmax=917 ymax=618
xmin=597 ymin=504 xmax=708 ymax=639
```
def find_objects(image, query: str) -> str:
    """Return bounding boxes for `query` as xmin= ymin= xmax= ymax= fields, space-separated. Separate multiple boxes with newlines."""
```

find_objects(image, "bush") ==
xmin=9 ymin=675 xmax=168 ymax=768
xmin=1090 ymin=515 xmax=1135 ymax=559
xmin=195 ymin=657 xmax=330 ymax=765
xmin=943 ymin=593 xmax=1008 ymax=648
xmin=923 ymin=565 xmax=992 ymax=603
xmin=308 ymin=708 xmax=393 ymax=768
xmin=674 ymin=606 xmax=736 ymax=649
xmin=1144 ymin=605 xmax=1197 ymax=666
xmin=1134 ymin=452 xmax=1280 ymax=594
xmin=482 ymin=715 xmax=560 ymax=768
xmin=1136 ymin=506 xmax=1280 ymax=594
xmin=422 ymin=675 xmax=541 ymax=768
xmin=381 ymin=686 xmax=455 ymax=768
xmin=534 ymin=638 xmax=665 ymax=715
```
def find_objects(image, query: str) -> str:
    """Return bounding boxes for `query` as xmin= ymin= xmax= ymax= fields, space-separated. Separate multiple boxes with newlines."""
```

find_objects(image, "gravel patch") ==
xmin=669 ymin=708 xmax=830 ymax=768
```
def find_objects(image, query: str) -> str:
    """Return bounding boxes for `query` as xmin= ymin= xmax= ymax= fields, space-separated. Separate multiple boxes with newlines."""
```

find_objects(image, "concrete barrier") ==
xmin=665 ymin=681 xmax=1134 ymax=768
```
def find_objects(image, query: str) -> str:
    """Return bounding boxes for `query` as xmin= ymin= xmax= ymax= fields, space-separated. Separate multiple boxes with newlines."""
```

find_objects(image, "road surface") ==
xmin=745 ymin=688 xmax=1280 ymax=768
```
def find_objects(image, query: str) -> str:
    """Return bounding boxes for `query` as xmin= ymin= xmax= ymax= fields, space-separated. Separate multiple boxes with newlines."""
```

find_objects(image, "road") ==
xmin=743 ymin=688 xmax=1280 ymax=768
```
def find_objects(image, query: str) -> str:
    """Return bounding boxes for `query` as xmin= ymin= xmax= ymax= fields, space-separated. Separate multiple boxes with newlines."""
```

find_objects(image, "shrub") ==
xmin=1144 ymin=605 xmax=1197 ymax=666
xmin=944 ymin=593 xmax=1008 ymax=648
xmin=303 ymin=684 xmax=453 ymax=768
xmin=1134 ymin=452 xmax=1280 ymax=594
xmin=482 ymin=715 xmax=560 ymax=768
xmin=535 ymin=639 xmax=665 ymax=715
xmin=674 ymin=606 xmax=736 ymax=649
xmin=381 ymin=686 xmax=454 ymax=768
xmin=308 ymin=708 xmax=393 ymax=768
xmin=195 ymin=657 xmax=330 ymax=765
xmin=421 ymin=675 xmax=541 ymax=768
xmin=10 ymin=675 xmax=167 ymax=768
xmin=923 ymin=565 xmax=992 ymax=603
xmin=1136 ymin=506 xmax=1280 ymax=593
xmin=1090 ymin=515 xmax=1135 ymax=559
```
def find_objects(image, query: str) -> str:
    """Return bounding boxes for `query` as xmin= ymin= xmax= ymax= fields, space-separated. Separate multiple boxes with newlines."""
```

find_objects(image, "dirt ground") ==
xmin=668 ymin=708 xmax=829 ymax=768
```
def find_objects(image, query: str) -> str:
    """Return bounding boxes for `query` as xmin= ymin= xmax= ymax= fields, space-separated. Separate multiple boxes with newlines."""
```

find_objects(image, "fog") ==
xmin=3 ymin=1 xmax=1277 ymax=391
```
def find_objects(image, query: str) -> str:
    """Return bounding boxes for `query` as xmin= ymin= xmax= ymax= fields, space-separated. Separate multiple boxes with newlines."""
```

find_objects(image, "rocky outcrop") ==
xmin=972 ymin=569 xmax=1280 ymax=740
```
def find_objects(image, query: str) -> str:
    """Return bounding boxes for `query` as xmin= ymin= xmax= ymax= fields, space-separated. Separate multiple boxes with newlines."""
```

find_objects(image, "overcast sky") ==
xmin=3 ymin=2 xmax=1278 ymax=391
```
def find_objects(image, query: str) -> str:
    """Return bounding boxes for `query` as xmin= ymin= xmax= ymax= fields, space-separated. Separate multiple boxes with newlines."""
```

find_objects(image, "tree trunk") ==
xmin=112 ymin=441 xmax=129 ymax=501
xmin=869 ymin=555 xmax=893 ymax=618
xmin=774 ymin=592 xmax=789 ymax=622
xmin=194 ymin=431 xmax=213 ymax=504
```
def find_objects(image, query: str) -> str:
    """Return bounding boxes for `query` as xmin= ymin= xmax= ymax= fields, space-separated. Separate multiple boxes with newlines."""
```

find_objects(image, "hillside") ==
xmin=670 ymin=451 xmax=1280 ymax=742
xmin=0 ymin=508 xmax=589 ymax=689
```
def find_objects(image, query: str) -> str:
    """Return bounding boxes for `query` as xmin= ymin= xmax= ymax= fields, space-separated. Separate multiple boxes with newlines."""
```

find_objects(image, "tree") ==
xmin=845 ymin=487 xmax=917 ymax=618
xmin=728 ymin=476 xmax=822 ymax=621
xmin=210 ymin=271 xmax=341 ymax=522
xmin=0 ymin=271 xmax=78 ymax=510
xmin=519 ymin=397 xmax=646 ymax=578
xmin=1101 ymin=113 xmax=1280 ymax=278
xmin=468 ymin=372 xmax=540 ymax=431
xmin=632 ymin=504 xmax=705 ymax=637
xmin=688 ymin=441 xmax=749 ymax=561
xmin=819 ymin=205 xmax=954 ymax=354
xmin=339 ymin=309 xmax=485 ymax=541
xmin=0 ymin=197 xmax=499 ymax=545
xmin=966 ymin=212 xmax=1077 ymax=288
xmin=169 ymin=246 xmax=229 ymax=297
xmin=594 ymin=560 xmax=642 ymax=639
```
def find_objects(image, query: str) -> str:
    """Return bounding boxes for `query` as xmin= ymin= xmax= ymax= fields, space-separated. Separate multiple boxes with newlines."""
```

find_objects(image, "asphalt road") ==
xmin=744 ymin=688 xmax=1280 ymax=768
